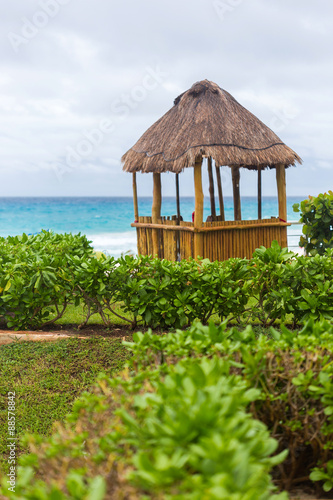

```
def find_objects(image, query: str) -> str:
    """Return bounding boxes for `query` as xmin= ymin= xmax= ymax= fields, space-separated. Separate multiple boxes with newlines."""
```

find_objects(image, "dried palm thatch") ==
xmin=122 ymin=80 xmax=302 ymax=174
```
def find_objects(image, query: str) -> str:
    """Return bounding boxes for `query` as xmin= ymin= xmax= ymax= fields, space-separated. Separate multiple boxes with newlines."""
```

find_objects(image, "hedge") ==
xmin=1 ymin=232 xmax=333 ymax=330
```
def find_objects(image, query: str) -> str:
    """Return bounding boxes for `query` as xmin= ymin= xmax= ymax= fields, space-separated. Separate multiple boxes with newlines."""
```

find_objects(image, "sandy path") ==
xmin=0 ymin=330 xmax=88 ymax=345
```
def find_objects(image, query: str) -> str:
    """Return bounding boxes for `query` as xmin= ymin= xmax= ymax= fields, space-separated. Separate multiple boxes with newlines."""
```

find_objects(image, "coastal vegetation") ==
xmin=1 ymin=213 xmax=333 ymax=498
xmin=2 ymin=321 xmax=333 ymax=498
xmin=293 ymin=190 xmax=333 ymax=256
xmin=0 ymin=231 xmax=333 ymax=331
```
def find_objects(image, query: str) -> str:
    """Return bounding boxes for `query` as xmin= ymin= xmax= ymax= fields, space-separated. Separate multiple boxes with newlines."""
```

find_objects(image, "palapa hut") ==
xmin=122 ymin=79 xmax=302 ymax=261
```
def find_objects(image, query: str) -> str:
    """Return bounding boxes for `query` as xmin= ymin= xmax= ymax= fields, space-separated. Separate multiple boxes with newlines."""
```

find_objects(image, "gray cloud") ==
xmin=0 ymin=0 xmax=332 ymax=197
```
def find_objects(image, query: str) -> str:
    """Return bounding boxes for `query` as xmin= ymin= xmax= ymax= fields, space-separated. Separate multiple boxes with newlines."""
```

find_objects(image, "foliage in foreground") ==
xmin=3 ymin=320 xmax=333 ymax=498
xmin=128 ymin=320 xmax=333 ymax=492
xmin=1 ymin=359 xmax=286 ymax=500
xmin=1 ymin=232 xmax=333 ymax=330
xmin=293 ymin=190 xmax=333 ymax=255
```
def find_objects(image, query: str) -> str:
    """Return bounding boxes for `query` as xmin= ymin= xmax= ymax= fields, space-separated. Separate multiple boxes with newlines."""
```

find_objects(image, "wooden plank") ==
xmin=131 ymin=223 xmax=195 ymax=232
xmin=136 ymin=228 xmax=141 ymax=255
xmin=222 ymin=229 xmax=226 ymax=261
xmin=180 ymin=229 xmax=185 ymax=260
xmin=132 ymin=220 xmax=290 ymax=232
xmin=171 ymin=220 xmax=177 ymax=260
xmin=241 ymin=223 xmax=246 ymax=258
xmin=196 ymin=222 xmax=290 ymax=232
xmin=141 ymin=218 xmax=147 ymax=256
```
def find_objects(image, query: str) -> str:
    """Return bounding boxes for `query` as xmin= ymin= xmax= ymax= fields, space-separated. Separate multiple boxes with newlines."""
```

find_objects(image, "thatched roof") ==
xmin=122 ymin=80 xmax=302 ymax=173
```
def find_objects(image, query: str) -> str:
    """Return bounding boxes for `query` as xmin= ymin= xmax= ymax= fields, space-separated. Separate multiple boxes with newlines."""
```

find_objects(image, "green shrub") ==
xmin=125 ymin=320 xmax=333 ymax=492
xmin=1 ymin=356 xmax=287 ymax=500
xmin=1 ymin=234 xmax=333 ymax=330
xmin=293 ymin=191 xmax=333 ymax=255
xmin=119 ymin=256 xmax=250 ymax=328
xmin=0 ymin=232 xmax=93 ymax=330
xmin=4 ymin=320 xmax=333 ymax=498
xmin=248 ymin=241 xmax=297 ymax=326
xmin=69 ymin=253 xmax=136 ymax=328
xmin=249 ymin=242 xmax=333 ymax=325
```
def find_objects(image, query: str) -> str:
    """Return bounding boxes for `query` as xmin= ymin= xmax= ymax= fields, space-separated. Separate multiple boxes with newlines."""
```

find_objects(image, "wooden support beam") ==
xmin=207 ymin=157 xmax=216 ymax=218
xmin=132 ymin=172 xmax=139 ymax=222
xmin=232 ymin=166 xmax=241 ymax=221
xmin=175 ymin=174 xmax=180 ymax=223
xmin=131 ymin=222 xmax=195 ymax=232
xmin=131 ymin=221 xmax=289 ymax=232
xmin=276 ymin=163 xmax=287 ymax=247
xmin=175 ymin=173 xmax=181 ymax=260
xmin=215 ymin=164 xmax=225 ymax=221
xmin=258 ymin=167 xmax=262 ymax=220
xmin=152 ymin=173 xmax=162 ymax=257
xmin=194 ymin=158 xmax=204 ymax=259
xmin=276 ymin=164 xmax=287 ymax=222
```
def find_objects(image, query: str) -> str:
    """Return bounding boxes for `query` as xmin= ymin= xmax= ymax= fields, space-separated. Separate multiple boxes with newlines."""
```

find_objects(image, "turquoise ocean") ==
xmin=0 ymin=197 xmax=304 ymax=257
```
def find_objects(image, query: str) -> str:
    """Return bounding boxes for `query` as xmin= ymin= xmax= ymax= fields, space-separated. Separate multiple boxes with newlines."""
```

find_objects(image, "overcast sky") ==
xmin=1 ymin=0 xmax=332 ymax=198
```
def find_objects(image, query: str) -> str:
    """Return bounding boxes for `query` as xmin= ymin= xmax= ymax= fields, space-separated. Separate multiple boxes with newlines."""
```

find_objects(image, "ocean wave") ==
xmin=87 ymin=231 xmax=137 ymax=258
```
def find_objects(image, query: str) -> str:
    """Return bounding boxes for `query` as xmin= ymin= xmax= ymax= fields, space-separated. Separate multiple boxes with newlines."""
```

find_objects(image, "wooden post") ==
xmin=215 ymin=164 xmax=225 ymax=221
xmin=276 ymin=163 xmax=287 ymax=248
xmin=207 ymin=157 xmax=216 ymax=219
xmin=132 ymin=172 xmax=139 ymax=222
xmin=276 ymin=164 xmax=287 ymax=222
xmin=232 ymin=166 xmax=241 ymax=220
xmin=175 ymin=174 xmax=180 ymax=223
xmin=175 ymin=173 xmax=181 ymax=260
xmin=258 ymin=167 xmax=262 ymax=220
xmin=194 ymin=158 xmax=204 ymax=259
xmin=152 ymin=172 xmax=162 ymax=257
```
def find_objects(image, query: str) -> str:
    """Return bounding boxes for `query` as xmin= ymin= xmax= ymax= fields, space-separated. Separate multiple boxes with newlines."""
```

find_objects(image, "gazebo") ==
xmin=122 ymin=80 xmax=302 ymax=261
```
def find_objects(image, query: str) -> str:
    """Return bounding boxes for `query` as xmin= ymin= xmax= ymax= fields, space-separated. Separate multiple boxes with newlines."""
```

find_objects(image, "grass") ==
xmin=56 ymin=302 xmax=134 ymax=327
xmin=0 ymin=336 xmax=132 ymax=474
xmin=55 ymin=298 xmax=296 ymax=330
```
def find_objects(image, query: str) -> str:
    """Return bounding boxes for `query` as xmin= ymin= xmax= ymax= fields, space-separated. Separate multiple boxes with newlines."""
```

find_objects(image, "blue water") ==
xmin=0 ymin=197 xmax=304 ymax=257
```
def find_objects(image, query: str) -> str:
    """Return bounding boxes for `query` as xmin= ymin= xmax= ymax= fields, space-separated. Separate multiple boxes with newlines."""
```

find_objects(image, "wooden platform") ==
xmin=132 ymin=216 xmax=290 ymax=261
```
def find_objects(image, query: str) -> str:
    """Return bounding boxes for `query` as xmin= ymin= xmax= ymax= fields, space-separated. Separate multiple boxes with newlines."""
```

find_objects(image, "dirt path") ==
xmin=0 ymin=324 xmax=133 ymax=345
xmin=0 ymin=330 xmax=91 ymax=345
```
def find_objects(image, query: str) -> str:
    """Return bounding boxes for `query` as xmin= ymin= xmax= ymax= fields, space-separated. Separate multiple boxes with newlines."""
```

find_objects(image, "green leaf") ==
xmin=87 ymin=476 xmax=106 ymax=500
xmin=323 ymin=481 xmax=333 ymax=492
xmin=310 ymin=469 xmax=326 ymax=481
xmin=145 ymin=309 xmax=152 ymax=323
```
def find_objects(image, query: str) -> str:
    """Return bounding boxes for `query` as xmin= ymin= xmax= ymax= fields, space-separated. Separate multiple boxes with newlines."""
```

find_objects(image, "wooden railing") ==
xmin=132 ymin=216 xmax=290 ymax=261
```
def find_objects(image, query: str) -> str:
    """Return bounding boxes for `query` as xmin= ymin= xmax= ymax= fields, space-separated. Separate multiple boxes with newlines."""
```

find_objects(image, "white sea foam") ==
xmin=87 ymin=229 xmax=305 ymax=258
xmin=87 ymin=231 xmax=137 ymax=258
